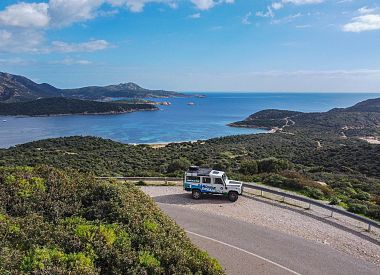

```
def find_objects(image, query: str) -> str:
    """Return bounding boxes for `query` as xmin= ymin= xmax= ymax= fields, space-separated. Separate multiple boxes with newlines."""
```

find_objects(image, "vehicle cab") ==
xmin=183 ymin=166 xmax=243 ymax=202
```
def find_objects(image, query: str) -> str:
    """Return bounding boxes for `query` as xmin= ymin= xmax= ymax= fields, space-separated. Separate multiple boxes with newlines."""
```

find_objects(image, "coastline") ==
xmin=0 ymin=108 xmax=158 ymax=118
xmin=227 ymin=123 xmax=275 ymax=132
xmin=138 ymin=140 xmax=202 ymax=148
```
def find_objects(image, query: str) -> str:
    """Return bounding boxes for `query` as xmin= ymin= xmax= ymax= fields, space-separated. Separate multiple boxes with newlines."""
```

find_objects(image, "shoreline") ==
xmin=0 ymin=108 xmax=158 ymax=118
xmin=227 ymin=123 xmax=276 ymax=133
xmin=136 ymin=140 xmax=202 ymax=148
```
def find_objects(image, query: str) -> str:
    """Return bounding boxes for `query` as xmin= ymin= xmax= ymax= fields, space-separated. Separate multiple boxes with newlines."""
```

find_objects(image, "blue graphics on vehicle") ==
xmin=185 ymin=183 xmax=216 ymax=193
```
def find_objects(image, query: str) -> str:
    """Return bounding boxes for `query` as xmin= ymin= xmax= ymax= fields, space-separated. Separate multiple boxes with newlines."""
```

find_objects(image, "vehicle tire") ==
xmin=192 ymin=189 xmax=202 ymax=200
xmin=228 ymin=191 xmax=238 ymax=202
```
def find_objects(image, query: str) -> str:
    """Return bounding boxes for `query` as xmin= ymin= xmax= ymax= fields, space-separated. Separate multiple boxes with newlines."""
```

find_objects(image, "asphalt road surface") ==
xmin=158 ymin=203 xmax=380 ymax=275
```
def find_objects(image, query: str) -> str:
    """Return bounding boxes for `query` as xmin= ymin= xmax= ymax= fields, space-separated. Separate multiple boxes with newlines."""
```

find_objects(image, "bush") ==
xmin=167 ymin=158 xmax=191 ymax=173
xmin=329 ymin=196 xmax=340 ymax=205
xmin=258 ymin=158 xmax=292 ymax=173
xmin=0 ymin=166 xmax=224 ymax=274
xmin=351 ymin=191 xmax=371 ymax=201
xmin=347 ymin=203 xmax=368 ymax=215
xmin=302 ymin=187 xmax=325 ymax=200
xmin=239 ymin=160 xmax=258 ymax=175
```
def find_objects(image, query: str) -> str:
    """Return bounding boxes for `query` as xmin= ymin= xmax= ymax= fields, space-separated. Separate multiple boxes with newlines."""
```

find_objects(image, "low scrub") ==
xmin=0 ymin=166 xmax=224 ymax=274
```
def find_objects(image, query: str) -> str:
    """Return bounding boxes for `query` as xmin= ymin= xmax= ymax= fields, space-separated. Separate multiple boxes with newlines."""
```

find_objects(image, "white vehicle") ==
xmin=183 ymin=166 xmax=243 ymax=202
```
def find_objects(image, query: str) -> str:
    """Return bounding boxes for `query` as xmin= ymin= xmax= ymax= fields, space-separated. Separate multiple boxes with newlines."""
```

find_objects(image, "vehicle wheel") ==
xmin=192 ymin=189 xmax=202 ymax=200
xmin=228 ymin=191 xmax=238 ymax=202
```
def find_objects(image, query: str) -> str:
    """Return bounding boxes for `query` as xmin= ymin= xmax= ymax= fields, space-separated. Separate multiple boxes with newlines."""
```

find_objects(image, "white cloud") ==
xmin=271 ymin=0 xmax=323 ymax=10
xmin=343 ymin=14 xmax=380 ymax=32
xmin=51 ymin=40 xmax=110 ymax=53
xmin=188 ymin=13 xmax=201 ymax=18
xmin=358 ymin=6 xmax=376 ymax=15
xmin=283 ymin=0 xmax=323 ymax=5
xmin=0 ymin=31 xmax=110 ymax=54
xmin=0 ymin=2 xmax=50 ymax=28
xmin=271 ymin=2 xmax=283 ymax=10
xmin=50 ymin=58 xmax=92 ymax=65
xmin=256 ymin=8 xmax=274 ymax=18
xmin=242 ymin=12 xmax=252 ymax=25
xmin=272 ymin=13 xmax=302 ymax=24
xmin=0 ymin=57 xmax=33 ymax=66
xmin=0 ymin=29 xmax=46 ymax=53
xmin=49 ymin=0 xmax=104 ymax=27
xmin=191 ymin=0 xmax=234 ymax=11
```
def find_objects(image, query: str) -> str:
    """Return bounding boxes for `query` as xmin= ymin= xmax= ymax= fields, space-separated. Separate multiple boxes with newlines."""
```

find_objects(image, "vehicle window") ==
xmin=202 ymin=177 xmax=211 ymax=184
xmin=186 ymin=176 xmax=200 ymax=183
xmin=214 ymin=178 xmax=223 ymax=185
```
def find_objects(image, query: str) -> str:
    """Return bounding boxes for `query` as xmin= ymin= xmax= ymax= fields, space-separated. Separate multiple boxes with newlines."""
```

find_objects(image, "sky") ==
xmin=0 ymin=0 xmax=379 ymax=92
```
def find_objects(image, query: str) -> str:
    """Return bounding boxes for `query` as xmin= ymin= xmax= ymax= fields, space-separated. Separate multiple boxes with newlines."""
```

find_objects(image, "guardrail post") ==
xmin=260 ymin=190 xmax=263 ymax=196
xmin=282 ymin=196 xmax=285 ymax=203
xmin=330 ymin=211 xmax=334 ymax=218
xmin=368 ymin=224 xmax=372 ymax=232
xmin=307 ymin=203 xmax=311 ymax=210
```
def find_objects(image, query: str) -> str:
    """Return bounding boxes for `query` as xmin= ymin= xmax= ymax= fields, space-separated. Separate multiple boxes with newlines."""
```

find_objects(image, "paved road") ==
xmin=158 ymin=203 xmax=380 ymax=275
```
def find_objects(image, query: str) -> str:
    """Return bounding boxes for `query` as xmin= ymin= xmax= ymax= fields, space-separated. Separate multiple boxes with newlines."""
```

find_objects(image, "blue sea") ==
xmin=0 ymin=93 xmax=379 ymax=148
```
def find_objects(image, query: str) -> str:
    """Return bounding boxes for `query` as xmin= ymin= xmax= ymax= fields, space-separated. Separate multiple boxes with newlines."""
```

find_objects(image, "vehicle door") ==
xmin=201 ymin=177 xmax=214 ymax=193
xmin=212 ymin=177 xmax=225 ymax=194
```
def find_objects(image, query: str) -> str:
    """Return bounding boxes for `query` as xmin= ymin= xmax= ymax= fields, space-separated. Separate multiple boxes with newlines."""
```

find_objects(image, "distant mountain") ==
xmin=63 ymin=82 xmax=188 ymax=100
xmin=0 ymin=97 xmax=157 ymax=116
xmin=0 ymin=72 xmax=61 ymax=102
xmin=0 ymin=72 xmax=188 ymax=102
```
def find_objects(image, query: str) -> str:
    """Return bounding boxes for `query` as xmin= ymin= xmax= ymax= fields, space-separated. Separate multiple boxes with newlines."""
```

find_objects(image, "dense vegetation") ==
xmin=1 ymin=133 xmax=379 ymax=221
xmin=0 ymin=166 xmax=223 ymax=274
xmin=230 ymin=98 xmax=380 ymax=137
xmin=1 ymin=97 xmax=379 ymax=222
xmin=0 ymin=97 xmax=157 ymax=116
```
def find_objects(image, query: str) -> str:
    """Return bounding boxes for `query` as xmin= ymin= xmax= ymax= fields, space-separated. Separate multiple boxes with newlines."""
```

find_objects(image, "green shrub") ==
xmin=135 ymin=180 xmax=147 ymax=186
xmin=239 ymin=160 xmax=258 ymax=175
xmin=329 ymin=196 xmax=340 ymax=205
xmin=302 ymin=187 xmax=325 ymax=200
xmin=347 ymin=203 xmax=368 ymax=215
xmin=351 ymin=191 xmax=371 ymax=201
xmin=258 ymin=158 xmax=292 ymax=173
xmin=0 ymin=166 xmax=224 ymax=275
xmin=167 ymin=158 xmax=191 ymax=173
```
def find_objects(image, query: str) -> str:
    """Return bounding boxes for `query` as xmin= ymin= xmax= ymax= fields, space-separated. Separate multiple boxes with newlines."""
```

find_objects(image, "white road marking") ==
xmin=186 ymin=230 xmax=302 ymax=275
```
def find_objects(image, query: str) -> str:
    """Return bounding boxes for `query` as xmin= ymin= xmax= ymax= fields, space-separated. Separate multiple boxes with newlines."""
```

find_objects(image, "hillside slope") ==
xmin=0 ymin=72 xmax=61 ymax=102
xmin=229 ymin=97 xmax=380 ymax=137
xmin=0 ymin=166 xmax=223 ymax=274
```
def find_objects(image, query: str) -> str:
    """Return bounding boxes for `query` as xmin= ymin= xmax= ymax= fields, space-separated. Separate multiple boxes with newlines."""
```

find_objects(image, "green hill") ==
xmin=0 ymin=166 xmax=223 ymax=274
xmin=229 ymin=97 xmax=380 ymax=137
xmin=0 ymin=97 xmax=157 ymax=116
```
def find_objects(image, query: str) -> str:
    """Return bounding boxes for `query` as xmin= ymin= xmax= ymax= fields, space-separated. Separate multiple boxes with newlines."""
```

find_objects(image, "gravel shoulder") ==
xmin=141 ymin=186 xmax=380 ymax=266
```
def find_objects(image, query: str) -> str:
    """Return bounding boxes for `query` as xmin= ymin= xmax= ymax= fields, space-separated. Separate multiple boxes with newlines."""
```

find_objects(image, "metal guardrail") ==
xmin=97 ymin=176 xmax=182 ymax=182
xmin=98 ymin=176 xmax=380 ymax=232
xmin=242 ymin=182 xmax=380 ymax=232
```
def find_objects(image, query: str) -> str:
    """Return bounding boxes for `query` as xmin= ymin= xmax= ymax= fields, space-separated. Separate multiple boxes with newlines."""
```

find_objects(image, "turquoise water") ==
xmin=0 ymin=93 xmax=379 ymax=148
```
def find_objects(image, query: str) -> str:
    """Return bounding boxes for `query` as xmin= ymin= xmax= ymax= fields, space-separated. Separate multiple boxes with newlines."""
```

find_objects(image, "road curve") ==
xmin=157 ymin=203 xmax=380 ymax=275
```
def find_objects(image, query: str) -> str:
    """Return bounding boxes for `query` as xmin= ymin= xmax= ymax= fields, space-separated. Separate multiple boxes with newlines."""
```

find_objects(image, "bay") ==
xmin=0 ymin=92 xmax=379 ymax=148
